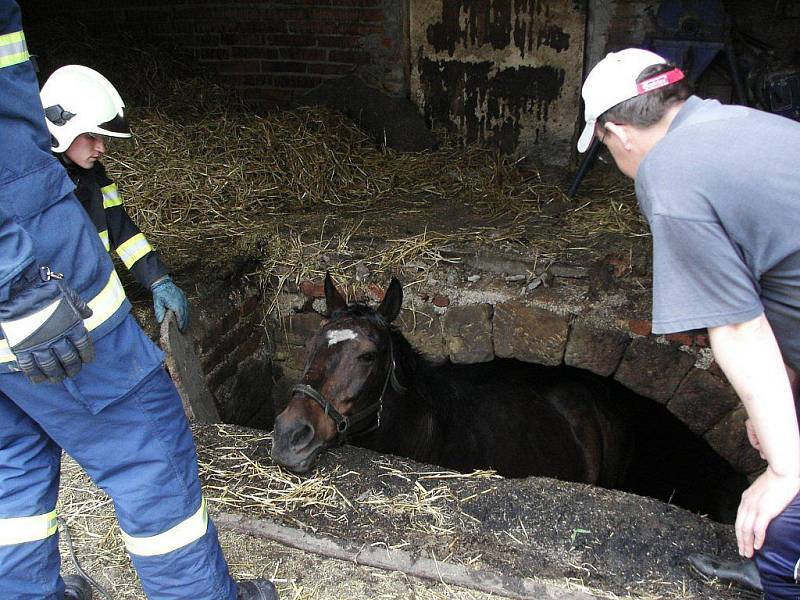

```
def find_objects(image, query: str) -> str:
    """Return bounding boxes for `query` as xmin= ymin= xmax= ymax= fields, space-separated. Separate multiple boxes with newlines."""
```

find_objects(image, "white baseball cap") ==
xmin=577 ymin=48 xmax=684 ymax=152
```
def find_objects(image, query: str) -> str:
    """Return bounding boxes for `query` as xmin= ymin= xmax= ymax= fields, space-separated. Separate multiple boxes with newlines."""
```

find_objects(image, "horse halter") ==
xmin=290 ymin=327 xmax=406 ymax=446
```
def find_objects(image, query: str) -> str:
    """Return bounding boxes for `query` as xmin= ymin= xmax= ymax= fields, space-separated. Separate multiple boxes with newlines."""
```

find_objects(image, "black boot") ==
xmin=237 ymin=579 xmax=279 ymax=600
xmin=687 ymin=553 xmax=763 ymax=596
xmin=63 ymin=573 xmax=93 ymax=600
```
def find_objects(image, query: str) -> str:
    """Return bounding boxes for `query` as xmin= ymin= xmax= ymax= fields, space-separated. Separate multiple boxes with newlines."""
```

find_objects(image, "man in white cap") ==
xmin=578 ymin=48 xmax=800 ymax=600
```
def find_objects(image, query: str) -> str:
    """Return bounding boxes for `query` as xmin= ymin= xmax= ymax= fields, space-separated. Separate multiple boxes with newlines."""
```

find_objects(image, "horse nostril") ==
xmin=290 ymin=423 xmax=314 ymax=450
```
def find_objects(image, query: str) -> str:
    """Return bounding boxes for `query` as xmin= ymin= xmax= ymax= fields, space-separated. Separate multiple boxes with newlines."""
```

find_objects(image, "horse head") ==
xmin=271 ymin=273 xmax=405 ymax=472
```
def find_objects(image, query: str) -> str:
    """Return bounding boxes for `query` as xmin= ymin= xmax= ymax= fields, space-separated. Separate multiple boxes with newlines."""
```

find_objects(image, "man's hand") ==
xmin=0 ymin=265 xmax=94 ymax=384
xmin=736 ymin=467 xmax=800 ymax=558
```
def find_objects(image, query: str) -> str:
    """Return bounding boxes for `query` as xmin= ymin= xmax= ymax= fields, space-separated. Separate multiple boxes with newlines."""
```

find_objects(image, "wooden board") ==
xmin=160 ymin=310 xmax=221 ymax=423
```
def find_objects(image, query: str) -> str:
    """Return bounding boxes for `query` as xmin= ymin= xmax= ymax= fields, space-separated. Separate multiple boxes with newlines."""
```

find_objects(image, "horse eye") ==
xmin=358 ymin=351 xmax=377 ymax=364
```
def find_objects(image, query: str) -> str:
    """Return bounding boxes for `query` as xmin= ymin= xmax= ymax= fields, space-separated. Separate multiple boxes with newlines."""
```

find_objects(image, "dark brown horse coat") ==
xmin=272 ymin=275 xmax=631 ymax=485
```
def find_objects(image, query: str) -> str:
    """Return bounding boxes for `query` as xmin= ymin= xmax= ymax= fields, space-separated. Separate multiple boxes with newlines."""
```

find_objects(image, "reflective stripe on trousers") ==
xmin=122 ymin=498 xmax=208 ymax=557
xmin=0 ymin=317 xmax=236 ymax=600
xmin=0 ymin=510 xmax=57 ymax=546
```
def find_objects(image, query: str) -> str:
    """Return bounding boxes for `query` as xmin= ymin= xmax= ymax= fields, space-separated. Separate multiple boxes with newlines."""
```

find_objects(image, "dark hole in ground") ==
xmin=614 ymin=375 xmax=748 ymax=525
xmin=256 ymin=357 xmax=747 ymax=524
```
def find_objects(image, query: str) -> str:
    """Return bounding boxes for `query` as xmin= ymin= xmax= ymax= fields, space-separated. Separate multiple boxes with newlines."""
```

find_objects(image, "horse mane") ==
xmin=329 ymin=303 xmax=387 ymax=330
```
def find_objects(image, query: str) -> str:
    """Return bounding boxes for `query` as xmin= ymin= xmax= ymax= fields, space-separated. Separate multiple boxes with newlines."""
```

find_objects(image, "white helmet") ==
xmin=40 ymin=65 xmax=131 ymax=153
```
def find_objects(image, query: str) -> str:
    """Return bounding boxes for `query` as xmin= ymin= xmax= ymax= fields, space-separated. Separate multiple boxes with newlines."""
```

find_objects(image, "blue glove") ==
xmin=0 ymin=265 xmax=95 ymax=384
xmin=151 ymin=276 xmax=189 ymax=331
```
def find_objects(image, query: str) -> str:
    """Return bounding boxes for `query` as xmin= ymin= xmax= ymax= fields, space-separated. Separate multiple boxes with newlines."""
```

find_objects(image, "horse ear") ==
xmin=324 ymin=272 xmax=347 ymax=315
xmin=377 ymin=277 xmax=403 ymax=323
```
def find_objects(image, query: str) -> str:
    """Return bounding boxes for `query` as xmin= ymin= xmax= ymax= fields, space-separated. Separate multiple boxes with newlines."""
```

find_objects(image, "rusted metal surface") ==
xmin=409 ymin=0 xmax=587 ymax=165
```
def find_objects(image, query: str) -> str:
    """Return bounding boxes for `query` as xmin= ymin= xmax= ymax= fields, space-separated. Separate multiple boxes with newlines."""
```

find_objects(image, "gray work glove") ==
xmin=0 ymin=265 xmax=94 ymax=384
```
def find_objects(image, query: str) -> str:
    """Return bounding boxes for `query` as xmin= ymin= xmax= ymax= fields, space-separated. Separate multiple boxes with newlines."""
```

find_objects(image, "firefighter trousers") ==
xmin=0 ymin=315 xmax=237 ymax=600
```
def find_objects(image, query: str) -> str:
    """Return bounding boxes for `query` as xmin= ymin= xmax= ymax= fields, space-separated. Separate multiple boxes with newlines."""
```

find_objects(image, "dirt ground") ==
xmin=58 ymin=424 xmax=756 ymax=600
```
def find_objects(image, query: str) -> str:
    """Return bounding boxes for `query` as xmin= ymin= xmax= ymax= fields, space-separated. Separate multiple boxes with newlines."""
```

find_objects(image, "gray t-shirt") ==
xmin=636 ymin=96 xmax=800 ymax=370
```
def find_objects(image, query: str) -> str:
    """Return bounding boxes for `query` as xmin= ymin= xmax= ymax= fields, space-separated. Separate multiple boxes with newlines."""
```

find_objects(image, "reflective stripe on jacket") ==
xmin=0 ymin=27 xmax=26 ymax=68
xmin=65 ymin=160 xmax=168 ymax=289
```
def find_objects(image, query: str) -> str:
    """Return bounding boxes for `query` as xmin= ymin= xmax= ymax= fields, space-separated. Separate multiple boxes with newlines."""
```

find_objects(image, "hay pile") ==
xmin=93 ymin=55 xmax=644 ymax=300
xmin=31 ymin=21 xmax=646 ymax=301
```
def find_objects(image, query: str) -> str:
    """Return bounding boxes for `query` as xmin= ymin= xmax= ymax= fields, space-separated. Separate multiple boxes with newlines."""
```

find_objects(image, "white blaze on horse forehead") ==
xmin=326 ymin=328 xmax=359 ymax=346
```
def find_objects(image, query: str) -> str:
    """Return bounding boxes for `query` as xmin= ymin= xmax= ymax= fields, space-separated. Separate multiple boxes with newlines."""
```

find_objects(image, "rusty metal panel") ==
xmin=409 ymin=0 xmax=586 ymax=165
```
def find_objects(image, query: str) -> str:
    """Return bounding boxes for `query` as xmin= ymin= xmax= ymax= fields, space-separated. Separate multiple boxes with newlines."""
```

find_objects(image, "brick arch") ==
xmin=396 ymin=301 xmax=765 ymax=478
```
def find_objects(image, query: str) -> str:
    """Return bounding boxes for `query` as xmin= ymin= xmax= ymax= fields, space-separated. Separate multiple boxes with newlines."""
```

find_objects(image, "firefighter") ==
xmin=40 ymin=64 xmax=190 ymax=332
xmin=0 ymin=2 xmax=278 ymax=599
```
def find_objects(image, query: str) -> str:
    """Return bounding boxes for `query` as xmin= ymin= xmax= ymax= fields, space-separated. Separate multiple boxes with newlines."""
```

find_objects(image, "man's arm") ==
xmin=708 ymin=314 xmax=800 ymax=558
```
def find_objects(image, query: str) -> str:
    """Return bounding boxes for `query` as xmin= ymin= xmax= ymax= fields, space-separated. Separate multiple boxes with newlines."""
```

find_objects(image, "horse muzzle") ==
xmin=271 ymin=411 xmax=328 ymax=473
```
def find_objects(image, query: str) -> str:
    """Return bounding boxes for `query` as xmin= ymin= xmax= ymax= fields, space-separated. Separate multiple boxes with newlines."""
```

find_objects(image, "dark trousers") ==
xmin=755 ymin=492 xmax=800 ymax=600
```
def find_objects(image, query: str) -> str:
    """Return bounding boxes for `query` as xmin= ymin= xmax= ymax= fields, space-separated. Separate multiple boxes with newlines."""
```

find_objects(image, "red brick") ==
xmin=315 ymin=35 xmax=363 ymax=48
xmin=289 ymin=20 xmax=351 ymax=35
xmin=270 ymin=8 xmax=309 ymax=20
xmin=300 ymin=280 xmax=325 ymax=298
xmin=329 ymin=49 xmax=371 ymax=64
xmin=264 ymin=61 xmax=308 ymax=73
xmin=267 ymin=33 xmax=314 ymax=47
xmin=221 ymin=33 xmax=268 ymax=45
xmin=331 ymin=0 xmax=381 ymax=5
xmin=271 ymin=74 xmax=324 ymax=88
xmin=197 ymin=47 xmax=231 ymax=60
xmin=628 ymin=319 xmax=651 ymax=336
xmin=290 ymin=20 xmax=382 ymax=36
xmin=307 ymin=62 xmax=354 ymax=75
xmin=279 ymin=47 xmax=328 ymax=61
xmin=191 ymin=33 xmax=221 ymax=46
xmin=309 ymin=7 xmax=361 ymax=21
xmin=216 ymin=59 xmax=262 ymax=74
xmin=231 ymin=46 xmax=279 ymax=59
xmin=358 ymin=8 xmax=384 ymax=22
xmin=432 ymin=294 xmax=450 ymax=308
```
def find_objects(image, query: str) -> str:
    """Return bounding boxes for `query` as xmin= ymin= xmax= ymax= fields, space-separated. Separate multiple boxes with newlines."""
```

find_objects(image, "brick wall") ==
xmin=25 ymin=0 xmax=408 ymax=111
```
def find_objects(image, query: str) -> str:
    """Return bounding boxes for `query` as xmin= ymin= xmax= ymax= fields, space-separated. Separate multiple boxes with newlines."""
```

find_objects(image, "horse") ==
xmin=271 ymin=274 xmax=631 ymax=485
